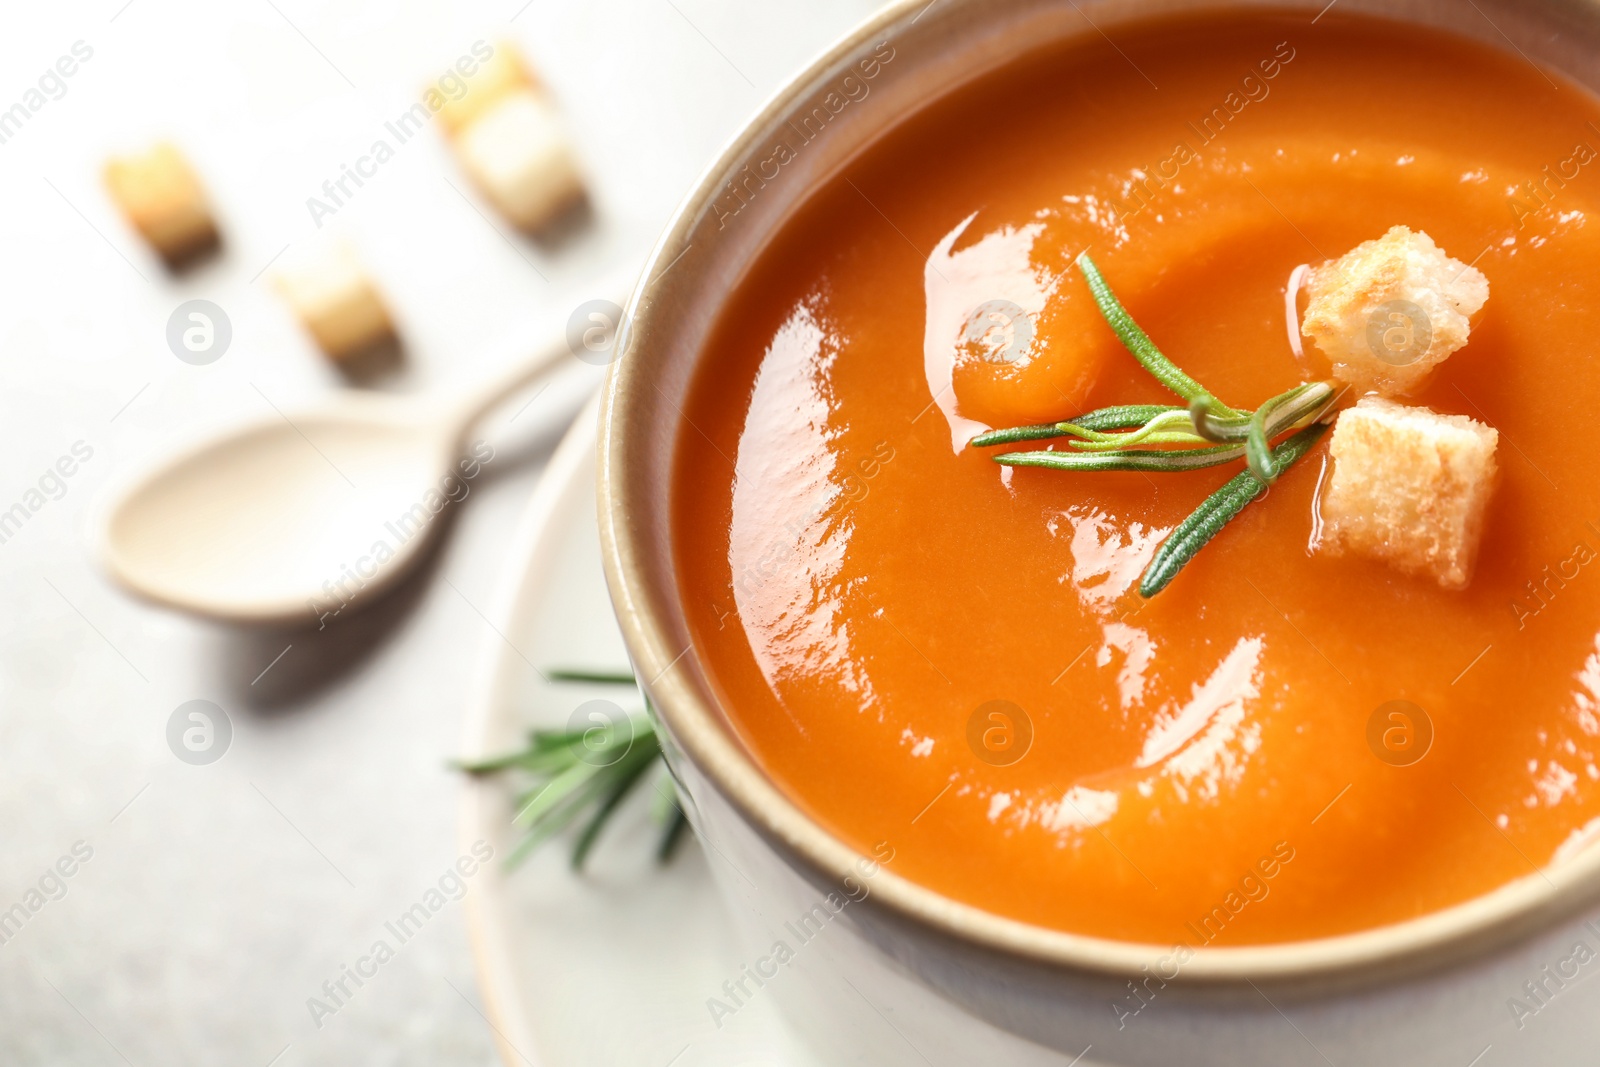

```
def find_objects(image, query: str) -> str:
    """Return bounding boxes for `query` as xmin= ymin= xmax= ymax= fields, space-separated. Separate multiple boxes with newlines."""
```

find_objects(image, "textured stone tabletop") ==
xmin=0 ymin=1 xmax=878 ymax=1063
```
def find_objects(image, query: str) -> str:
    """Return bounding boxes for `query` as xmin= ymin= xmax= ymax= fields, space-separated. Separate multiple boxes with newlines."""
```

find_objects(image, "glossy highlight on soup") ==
xmin=671 ymin=10 xmax=1600 ymax=945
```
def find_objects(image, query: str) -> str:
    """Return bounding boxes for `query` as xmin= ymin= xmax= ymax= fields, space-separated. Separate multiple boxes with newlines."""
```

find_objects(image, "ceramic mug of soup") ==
xmin=599 ymin=0 xmax=1600 ymax=1062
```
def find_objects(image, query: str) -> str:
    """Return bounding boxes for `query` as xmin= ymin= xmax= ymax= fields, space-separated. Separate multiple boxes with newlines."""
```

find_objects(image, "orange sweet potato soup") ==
xmin=671 ymin=10 xmax=1600 ymax=945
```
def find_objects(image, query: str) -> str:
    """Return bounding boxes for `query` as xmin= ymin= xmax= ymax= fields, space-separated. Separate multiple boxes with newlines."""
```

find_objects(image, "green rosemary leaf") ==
xmin=522 ymin=774 xmax=636 ymax=862
xmin=1245 ymin=407 xmax=1274 ymax=484
xmin=996 ymin=442 xmax=1246 ymax=473
xmin=1264 ymin=381 xmax=1336 ymax=437
xmin=1075 ymin=252 xmax=1244 ymax=418
xmin=507 ymin=804 xmax=598 ymax=867
xmin=969 ymin=405 xmax=1184 ymax=449
xmin=1190 ymin=399 xmax=1254 ymax=442
xmin=1245 ymin=382 xmax=1337 ymax=482
xmin=968 ymin=423 xmax=1074 ymax=447
xmin=514 ymin=726 xmax=646 ymax=830
xmin=1067 ymin=431 xmax=1210 ymax=452
xmin=547 ymin=668 xmax=638 ymax=685
xmin=657 ymin=804 xmax=691 ymax=863
xmin=1065 ymin=409 xmax=1207 ymax=451
xmin=507 ymin=777 xmax=611 ymax=862
xmin=1138 ymin=422 xmax=1329 ymax=597
xmin=454 ymin=749 xmax=541 ymax=774
xmin=530 ymin=728 xmax=588 ymax=750
xmin=462 ymin=747 xmax=575 ymax=777
xmin=458 ymin=725 xmax=610 ymax=773
xmin=463 ymin=702 xmax=684 ymax=872
xmin=570 ymin=742 xmax=660 ymax=870
xmin=1192 ymin=382 xmax=1333 ymax=446
xmin=1069 ymin=404 xmax=1186 ymax=433
xmin=514 ymin=759 xmax=609 ymax=829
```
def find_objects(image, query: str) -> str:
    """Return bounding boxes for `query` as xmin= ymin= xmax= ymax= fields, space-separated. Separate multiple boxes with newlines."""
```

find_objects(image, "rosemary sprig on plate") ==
xmin=456 ymin=670 xmax=687 ymax=870
xmin=972 ymin=251 xmax=1341 ymax=596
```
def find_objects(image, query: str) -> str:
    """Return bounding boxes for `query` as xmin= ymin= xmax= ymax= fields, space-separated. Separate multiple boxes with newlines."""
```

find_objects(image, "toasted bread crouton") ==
xmin=434 ymin=41 xmax=585 ymax=234
xmin=1301 ymin=226 xmax=1488 ymax=396
xmin=1319 ymin=397 xmax=1498 ymax=589
xmin=273 ymin=245 xmax=395 ymax=362
xmin=453 ymin=89 xmax=584 ymax=233
xmin=435 ymin=41 xmax=538 ymax=135
xmin=103 ymin=143 xmax=219 ymax=267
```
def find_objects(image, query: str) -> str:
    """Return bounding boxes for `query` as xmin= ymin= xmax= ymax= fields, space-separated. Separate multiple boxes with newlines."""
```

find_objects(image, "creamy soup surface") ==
xmin=672 ymin=11 xmax=1600 ymax=944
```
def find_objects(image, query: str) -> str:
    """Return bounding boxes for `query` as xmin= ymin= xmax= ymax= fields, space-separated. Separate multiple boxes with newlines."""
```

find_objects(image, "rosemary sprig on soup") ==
xmin=972 ymin=226 xmax=1495 ymax=595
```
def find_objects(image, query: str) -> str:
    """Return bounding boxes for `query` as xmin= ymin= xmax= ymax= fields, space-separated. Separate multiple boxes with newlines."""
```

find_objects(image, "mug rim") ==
xmin=597 ymin=0 xmax=1600 ymax=983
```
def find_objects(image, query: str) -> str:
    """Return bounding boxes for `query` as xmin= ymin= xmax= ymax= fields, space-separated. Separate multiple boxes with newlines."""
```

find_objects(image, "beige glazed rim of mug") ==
xmin=597 ymin=0 xmax=1600 ymax=984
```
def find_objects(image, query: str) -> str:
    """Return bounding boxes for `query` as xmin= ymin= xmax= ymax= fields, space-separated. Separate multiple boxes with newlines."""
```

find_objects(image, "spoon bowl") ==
xmin=98 ymin=393 xmax=457 ymax=625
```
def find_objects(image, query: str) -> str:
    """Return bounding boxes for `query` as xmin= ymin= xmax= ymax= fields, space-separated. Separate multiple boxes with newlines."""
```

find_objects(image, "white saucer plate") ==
xmin=457 ymin=401 xmax=824 ymax=1067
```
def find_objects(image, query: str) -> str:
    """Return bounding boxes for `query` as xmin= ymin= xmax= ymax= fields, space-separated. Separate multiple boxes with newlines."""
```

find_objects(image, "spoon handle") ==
xmin=445 ymin=263 xmax=640 ymax=437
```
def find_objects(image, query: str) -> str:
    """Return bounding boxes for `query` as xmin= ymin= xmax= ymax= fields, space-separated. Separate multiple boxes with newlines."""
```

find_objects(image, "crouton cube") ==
xmin=435 ymin=41 xmax=537 ymax=135
xmin=273 ymin=246 xmax=395 ymax=362
xmin=103 ymin=143 xmax=219 ymax=267
xmin=1318 ymin=397 xmax=1498 ymax=589
xmin=1301 ymin=226 xmax=1488 ymax=396
xmin=453 ymin=89 xmax=584 ymax=233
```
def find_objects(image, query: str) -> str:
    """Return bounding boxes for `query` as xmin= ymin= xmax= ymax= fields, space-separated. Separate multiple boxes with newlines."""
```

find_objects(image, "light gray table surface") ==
xmin=0 ymin=1 xmax=882 ymax=1063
